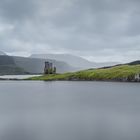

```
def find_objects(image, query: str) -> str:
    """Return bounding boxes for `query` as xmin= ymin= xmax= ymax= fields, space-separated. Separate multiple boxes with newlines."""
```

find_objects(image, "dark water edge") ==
xmin=0 ymin=81 xmax=140 ymax=140
xmin=0 ymin=74 xmax=140 ymax=82
xmin=1 ymin=78 xmax=140 ymax=83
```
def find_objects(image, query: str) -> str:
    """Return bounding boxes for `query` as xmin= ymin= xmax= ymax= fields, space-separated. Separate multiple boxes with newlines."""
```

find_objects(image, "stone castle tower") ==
xmin=44 ymin=61 xmax=56 ymax=74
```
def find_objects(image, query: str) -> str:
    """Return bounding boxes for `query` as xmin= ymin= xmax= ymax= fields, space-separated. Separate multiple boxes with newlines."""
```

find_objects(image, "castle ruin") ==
xmin=44 ymin=61 xmax=56 ymax=74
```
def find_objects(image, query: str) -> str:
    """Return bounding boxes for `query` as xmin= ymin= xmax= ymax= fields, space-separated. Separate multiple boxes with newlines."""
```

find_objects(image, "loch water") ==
xmin=0 ymin=81 xmax=140 ymax=140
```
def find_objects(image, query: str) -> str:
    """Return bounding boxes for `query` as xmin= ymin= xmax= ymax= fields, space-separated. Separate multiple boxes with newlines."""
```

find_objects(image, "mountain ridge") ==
xmin=0 ymin=51 xmax=6 ymax=55
xmin=30 ymin=53 xmax=119 ymax=69
xmin=0 ymin=55 xmax=28 ymax=75
xmin=0 ymin=54 xmax=77 ymax=74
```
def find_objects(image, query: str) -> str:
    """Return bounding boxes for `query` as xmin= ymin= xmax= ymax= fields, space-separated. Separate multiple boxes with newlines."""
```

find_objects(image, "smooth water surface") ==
xmin=0 ymin=81 xmax=140 ymax=140
xmin=0 ymin=75 xmax=41 ymax=79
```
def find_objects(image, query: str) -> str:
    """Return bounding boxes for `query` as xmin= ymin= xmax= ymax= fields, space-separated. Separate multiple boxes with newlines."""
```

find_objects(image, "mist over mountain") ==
xmin=0 ymin=51 xmax=127 ymax=75
xmin=30 ymin=53 xmax=119 ymax=69
xmin=0 ymin=51 xmax=6 ymax=55
xmin=30 ymin=54 xmax=94 ymax=68
xmin=0 ymin=55 xmax=27 ymax=75
xmin=14 ymin=56 xmax=75 ymax=74
xmin=0 ymin=52 xmax=76 ymax=74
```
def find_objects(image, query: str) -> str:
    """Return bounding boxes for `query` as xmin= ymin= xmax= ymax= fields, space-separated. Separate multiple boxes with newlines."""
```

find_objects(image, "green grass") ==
xmin=27 ymin=65 xmax=140 ymax=81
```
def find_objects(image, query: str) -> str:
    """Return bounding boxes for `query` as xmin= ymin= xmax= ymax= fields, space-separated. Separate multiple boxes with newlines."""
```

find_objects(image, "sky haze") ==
xmin=0 ymin=0 xmax=140 ymax=62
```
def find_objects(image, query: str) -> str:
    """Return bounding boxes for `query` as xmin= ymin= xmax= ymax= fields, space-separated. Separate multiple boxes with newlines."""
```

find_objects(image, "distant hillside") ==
xmin=0 ymin=65 xmax=27 ymax=75
xmin=0 ymin=54 xmax=77 ymax=75
xmin=0 ymin=56 xmax=27 ymax=75
xmin=13 ymin=56 xmax=75 ymax=74
xmin=30 ymin=53 xmax=95 ymax=68
xmin=0 ymin=55 xmax=15 ymax=65
xmin=0 ymin=51 xmax=6 ymax=55
xmin=28 ymin=64 xmax=140 ymax=82
xmin=127 ymin=60 xmax=140 ymax=65
xmin=30 ymin=53 xmax=119 ymax=69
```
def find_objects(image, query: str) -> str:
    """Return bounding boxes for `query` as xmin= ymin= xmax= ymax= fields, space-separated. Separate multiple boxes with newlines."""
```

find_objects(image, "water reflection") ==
xmin=0 ymin=81 xmax=140 ymax=140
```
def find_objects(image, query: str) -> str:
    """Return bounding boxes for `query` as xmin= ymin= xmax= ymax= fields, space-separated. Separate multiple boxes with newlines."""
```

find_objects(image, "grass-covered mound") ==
xmin=27 ymin=65 xmax=140 ymax=82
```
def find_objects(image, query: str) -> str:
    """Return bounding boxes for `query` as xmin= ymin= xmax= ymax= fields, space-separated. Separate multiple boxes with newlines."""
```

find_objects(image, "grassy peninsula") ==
xmin=27 ymin=64 xmax=140 ymax=82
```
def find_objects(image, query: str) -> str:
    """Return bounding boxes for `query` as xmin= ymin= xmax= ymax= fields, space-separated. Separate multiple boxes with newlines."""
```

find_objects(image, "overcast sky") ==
xmin=0 ymin=0 xmax=140 ymax=62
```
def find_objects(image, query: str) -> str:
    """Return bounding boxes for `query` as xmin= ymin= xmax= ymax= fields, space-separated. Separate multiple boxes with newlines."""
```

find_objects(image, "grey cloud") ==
xmin=0 ymin=0 xmax=140 ymax=62
xmin=0 ymin=0 xmax=38 ymax=22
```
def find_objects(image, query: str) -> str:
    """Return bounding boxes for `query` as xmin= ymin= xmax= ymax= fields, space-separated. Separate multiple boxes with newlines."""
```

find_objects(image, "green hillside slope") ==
xmin=14 ymin=56 xmax=76 ymax=73
xmin=0 ymin=55 xmax=76 ymax=75
xmin=0 ymin=65 xmax=27 ymax=75
xmin=28 ymin=65 xmax=140 ymax=82
xmin=0 ymin=56 xmax=28 ymax=75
